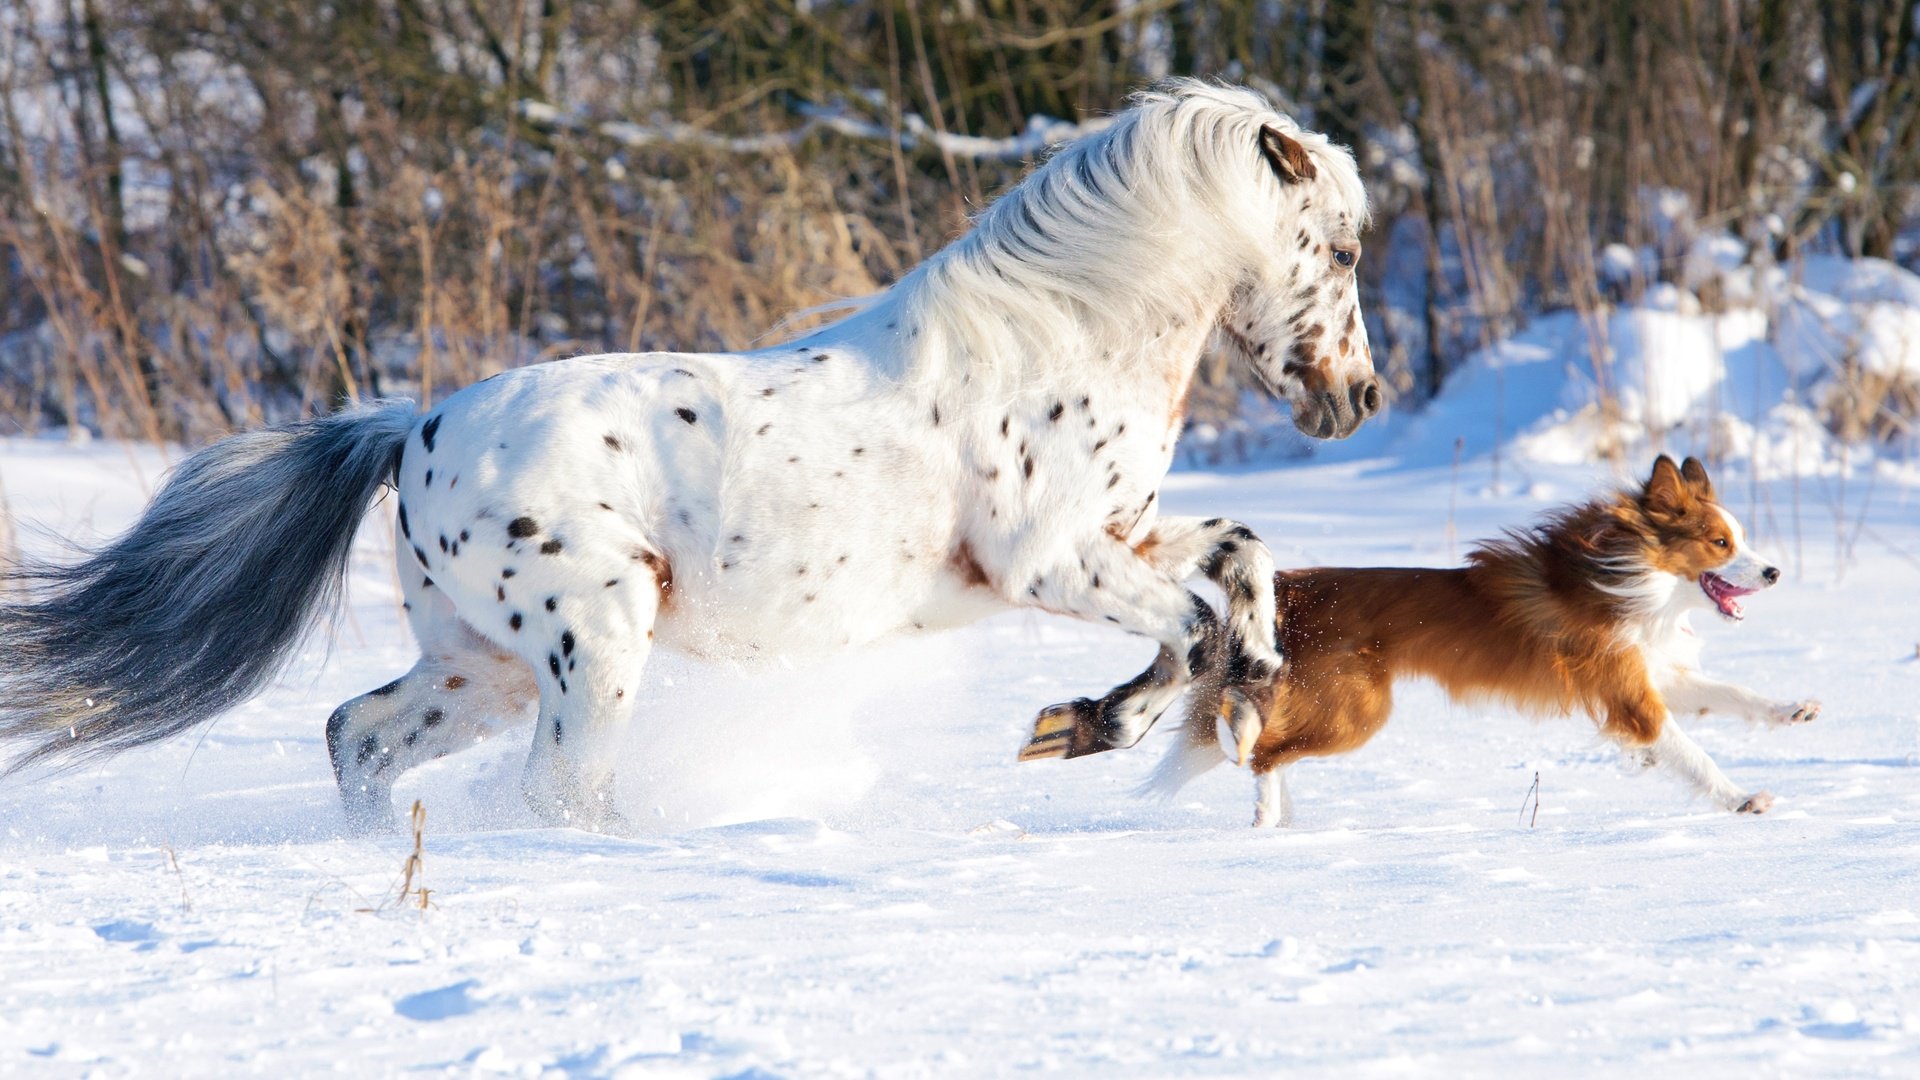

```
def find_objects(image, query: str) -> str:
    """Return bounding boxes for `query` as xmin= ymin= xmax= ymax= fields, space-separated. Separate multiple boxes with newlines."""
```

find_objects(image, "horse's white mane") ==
xmin=803 ymin=79 xmax=1368 ymax=390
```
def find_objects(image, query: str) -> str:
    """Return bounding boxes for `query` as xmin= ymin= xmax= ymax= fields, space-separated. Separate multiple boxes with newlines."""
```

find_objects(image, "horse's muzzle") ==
xmin=1292 ymin=376 xmax=1382 ymax=440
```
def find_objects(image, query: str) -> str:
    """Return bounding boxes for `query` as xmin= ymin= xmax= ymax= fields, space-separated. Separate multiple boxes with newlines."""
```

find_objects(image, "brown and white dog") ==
xmin=1147 ymin=455 xmax=1821 ymax=826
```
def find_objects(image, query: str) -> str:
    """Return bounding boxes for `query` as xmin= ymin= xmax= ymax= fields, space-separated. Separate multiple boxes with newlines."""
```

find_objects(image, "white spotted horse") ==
xmin=0 ymin=80 xmax=1379 ymax=830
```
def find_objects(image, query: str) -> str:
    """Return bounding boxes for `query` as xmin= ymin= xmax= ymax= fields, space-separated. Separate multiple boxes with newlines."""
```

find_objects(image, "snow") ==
xmin=2 ymin=430 xmax=1918 ymax=1076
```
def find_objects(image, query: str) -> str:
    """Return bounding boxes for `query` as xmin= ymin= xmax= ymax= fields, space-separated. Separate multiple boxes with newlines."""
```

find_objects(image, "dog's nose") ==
xmin=1762 ymin=566 xmax=1780 ymax=584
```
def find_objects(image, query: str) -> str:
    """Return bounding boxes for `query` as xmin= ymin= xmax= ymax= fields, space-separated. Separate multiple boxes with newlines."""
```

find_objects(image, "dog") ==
xmin=1148 ymin=455 xmax=1820 ymax=827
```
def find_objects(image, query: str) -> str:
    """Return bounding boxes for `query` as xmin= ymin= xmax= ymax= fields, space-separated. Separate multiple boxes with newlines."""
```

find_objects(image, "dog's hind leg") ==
xmin=1252 ymin=766 xmax=1293 ymax=828
xmin=326 ymin=574 xmax=536 ymax=830
xmin=1636 ymin=714 xmax=1771 ymax=814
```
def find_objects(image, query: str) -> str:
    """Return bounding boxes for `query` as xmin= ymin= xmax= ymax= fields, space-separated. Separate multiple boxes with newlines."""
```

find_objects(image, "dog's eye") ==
xmin=1333 ymin=248 xmax=1356 ymax=268
xmin=1713 ymin=538 xmax=1729 ymax=548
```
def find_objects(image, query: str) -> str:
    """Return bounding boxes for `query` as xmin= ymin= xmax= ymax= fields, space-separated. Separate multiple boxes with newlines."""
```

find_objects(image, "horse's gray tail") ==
xmin=0 ymin=400 xmax=417 ymax=773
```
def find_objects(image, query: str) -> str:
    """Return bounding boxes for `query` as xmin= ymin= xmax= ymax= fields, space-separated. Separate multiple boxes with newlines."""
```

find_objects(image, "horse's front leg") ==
xmin=1013 ymin=536 xmax=1224 ymax=762
xmin=1127 ymin=516 xmax=1282 ymax=686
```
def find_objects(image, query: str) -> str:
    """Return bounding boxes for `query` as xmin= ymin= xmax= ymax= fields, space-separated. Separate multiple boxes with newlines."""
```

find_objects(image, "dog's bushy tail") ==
xmin=0 ymin=401 xmax=416 ymax=772
xmin=1136 ymin=677 xmax=1233 ymax=801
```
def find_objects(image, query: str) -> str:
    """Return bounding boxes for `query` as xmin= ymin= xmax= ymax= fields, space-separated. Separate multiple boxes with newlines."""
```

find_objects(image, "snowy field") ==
xmin=1 ymin=427 xmax=1918 ymax=1077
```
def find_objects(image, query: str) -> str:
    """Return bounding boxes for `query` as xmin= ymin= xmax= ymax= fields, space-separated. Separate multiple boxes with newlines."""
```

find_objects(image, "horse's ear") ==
xmin=1645 ymin=455 xmax=1686 ymax=515
xmin=1680 ymin=456 xmax=1713 ymax=496
xmin=1259 ymin=125 xmax=1318 ymax=186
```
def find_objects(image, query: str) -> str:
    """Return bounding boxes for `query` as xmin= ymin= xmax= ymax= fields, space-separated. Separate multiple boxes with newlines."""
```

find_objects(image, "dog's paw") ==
xmin=1771 ymin=700 xmax=1821 ymax=726
xmin=1735 ymin=790 xmax=1775 ymax=815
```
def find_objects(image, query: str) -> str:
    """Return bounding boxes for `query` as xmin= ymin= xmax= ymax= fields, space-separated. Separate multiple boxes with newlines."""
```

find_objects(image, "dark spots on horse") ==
xmin=804 ymin=593 xmax=817 ymax=603
xmin=420 ymin=414 xmax=442 ymax=452
xmin=672 ymin=367 xmax=694 ymax=378
xmin=637 ymin=550 xmax=673 ymax=594
xmin=1116 ymin=422 xmax=1127 ymax=435
xmin=731 ymin=533 xmax=745 ymax=544
xmin=604 ymin=434 xmax=622 ymax=450
xmin=508 ymin=516 xmax=539 ymax=539
xmin=951 ymin=543 xmax=990 ymax=588
xmin=757 ymin=423 xmax=772 ymax=436
xmin=545 ymin=596 xmax=558 ymax=612
xmin=837 ymin=554 xmax=849 ymax=564
xmin=1105 ymin=615 xmax=1121 ymax=623
xmin=412 ymin=545 xmax=430 ymax=569
xmin=795 ymin=565 xmax=808 ymax=577
xmin=540 ymin=538 xmax=564 ymax=555
xmin=371 ymin=678 xmax=403 ymax=697
xmin=548 ymin=653 xmax=562 ymax=679
xmin=355 ymin=732 xmax=383 ymax=766
xmin=605 ymin=579 xmax=619 ymax=588
xmin=438 ymin=534 xmax=450 ymax=554
xmin=1023 ymin=456 xmax=1035 ymax=479
xmin=496 ymin=585 xmax=506 ymax=602
xmin=510 ymin=613 xmax=523 ymax=631
xmin=397 ymin=503 xmax=410 ymax=539
xmin=1000 ymin=416 xmax=1010 ymax=437
xmin=833 ymin=470 xmax=845 ymax=479
xmin=675 ymin=408 xmax=697 ymax=425
xmin=598 ymin=502 xmax=613 ymax=511
xmin=930 ymin=404 xmax=941 ymax=426
xmin=561 ymin=631 xmax=575 ymax=657
xmin=852 ymin=447 xmax=865 ymax=456
xmin=788 ymin=455 xmax=800 ymax=464
xmin=567 ymin=658 xmax=575 ymax=672
xmin=812 ymin=353 xmax=830 ymax=363
xmin=762 ymin=387 xmax=776 ymax=397
xmin=424 ymin=469 xmax=433 ymax=487
xmin=501 ymin=567 xmax=516 ymax=579
xmin=553 ymin=718 xmax=564 ymax=745
xmin=1092 ymin=438 xmax=1108 ymax=453
xmin=1107 ymin=474 xmax=1121 ymax=489
xmin=984 ymin=466 xmax=1000 ymax=481
xmin=559 ymin=679 xmax=568 ymax=696
xmin=1048 ymin=401 xmax=1064 ymax=422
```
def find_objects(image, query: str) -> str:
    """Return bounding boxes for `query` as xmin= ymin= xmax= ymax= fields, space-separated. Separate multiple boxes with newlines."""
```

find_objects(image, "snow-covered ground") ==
xmin=1 ymin=422 xmax=1918 ymax=1076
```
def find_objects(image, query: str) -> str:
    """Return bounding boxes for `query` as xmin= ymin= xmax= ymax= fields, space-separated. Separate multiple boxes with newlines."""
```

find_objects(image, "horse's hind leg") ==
xmin=518 ymin=567 xmax=663 ymax=831
xmin=327 ymin=575 xmax=536 ymax=829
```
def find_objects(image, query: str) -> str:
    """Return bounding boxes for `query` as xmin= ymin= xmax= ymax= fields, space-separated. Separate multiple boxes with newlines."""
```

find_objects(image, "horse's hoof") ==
xmin=1018 ymin=699 xmax=1110 ymax=761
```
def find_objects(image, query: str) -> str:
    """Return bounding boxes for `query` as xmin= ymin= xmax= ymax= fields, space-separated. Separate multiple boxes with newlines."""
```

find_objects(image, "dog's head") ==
xmin=1628 ymin=455 xmax=1780 ymax=621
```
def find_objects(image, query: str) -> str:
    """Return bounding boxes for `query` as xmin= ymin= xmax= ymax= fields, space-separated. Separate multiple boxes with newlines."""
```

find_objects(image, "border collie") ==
xmin=1149 ymin=456 xmax=1820 ymax=826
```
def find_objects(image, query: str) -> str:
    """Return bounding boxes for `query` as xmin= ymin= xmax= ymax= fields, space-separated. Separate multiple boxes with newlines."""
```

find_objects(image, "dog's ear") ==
xmin=1680 ymin=456 xmax=1713 ymax=497
xmin=1645 ymin=455 xmax=1687 ymax=516
xmin=1259 ymin=125 xmax=1318 ymax=185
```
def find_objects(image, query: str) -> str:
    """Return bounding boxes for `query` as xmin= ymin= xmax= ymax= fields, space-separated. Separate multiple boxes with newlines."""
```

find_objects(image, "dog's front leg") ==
xmin=1640 ymin=714 xmax=1774 ymax=814
xmin=1662 ymin=671 xmax=1821 ymax=728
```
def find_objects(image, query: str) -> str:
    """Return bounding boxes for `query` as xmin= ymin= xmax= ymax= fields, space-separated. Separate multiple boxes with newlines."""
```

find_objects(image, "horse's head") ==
xmin=1221 ymin=123 xmax=1380 ymax=440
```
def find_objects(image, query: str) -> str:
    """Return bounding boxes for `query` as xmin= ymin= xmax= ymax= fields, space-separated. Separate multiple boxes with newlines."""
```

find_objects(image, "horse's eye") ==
xmin=1333 ymin=248 xmax=1356 ymax=268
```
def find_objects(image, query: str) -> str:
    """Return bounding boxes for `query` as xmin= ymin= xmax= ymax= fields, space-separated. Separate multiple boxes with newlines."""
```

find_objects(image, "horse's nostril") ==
xmin=1362 ymin=381 xmax=1381 ymax=415
xmin=1762 ymin=566 xmax=1780 ymax=584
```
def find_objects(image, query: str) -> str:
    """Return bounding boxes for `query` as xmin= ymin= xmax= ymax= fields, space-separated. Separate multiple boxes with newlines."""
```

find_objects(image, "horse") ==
xmin=0 ymin=80 xmax=1379 ymax=830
